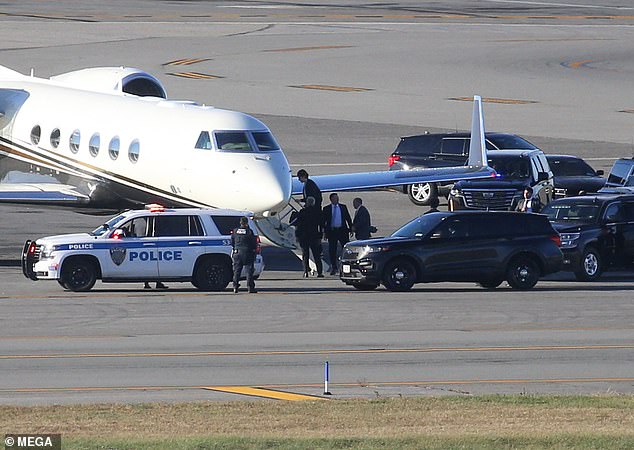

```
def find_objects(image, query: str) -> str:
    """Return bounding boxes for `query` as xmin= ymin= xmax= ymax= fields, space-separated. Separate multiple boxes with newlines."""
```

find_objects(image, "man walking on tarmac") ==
xmin=231 ymin=216 xmax=258 ymax=294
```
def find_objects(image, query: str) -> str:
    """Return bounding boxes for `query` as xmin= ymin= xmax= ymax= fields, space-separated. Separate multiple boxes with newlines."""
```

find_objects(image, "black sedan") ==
xmin=546 ymin=155 xmax=606 ymax=198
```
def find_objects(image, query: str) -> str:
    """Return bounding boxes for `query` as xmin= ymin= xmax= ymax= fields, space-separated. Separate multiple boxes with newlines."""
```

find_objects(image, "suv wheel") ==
xmin=352 ymin=282 xmax=379 ymax=291
xmin=382 ymin=258 xmax=417 ymax=292
xmin=408 ymin=183 xmax=438 ymax=206
xmin=574 ymin=247 xmax=602 ymax=281
xmin=506 ymin=256 xmax=540 ymax=290
xmin=193 ymin=256 xmax=231 ymax=291
xmin=61 ymin=258 xmax=97 ymax=292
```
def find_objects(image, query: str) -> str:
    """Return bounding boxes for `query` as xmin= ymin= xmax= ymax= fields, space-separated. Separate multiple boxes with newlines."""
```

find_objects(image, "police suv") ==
xmin=21 ymin=206 xmax=264 ymax=292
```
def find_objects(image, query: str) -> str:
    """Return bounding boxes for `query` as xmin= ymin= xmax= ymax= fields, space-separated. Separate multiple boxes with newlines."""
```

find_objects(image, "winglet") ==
xmin=467 ymin=95 xmax=487 ymax=168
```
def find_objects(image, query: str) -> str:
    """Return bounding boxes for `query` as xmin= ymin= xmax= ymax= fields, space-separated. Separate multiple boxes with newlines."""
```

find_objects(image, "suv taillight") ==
xmin=549 ymin=234 xmax=561 ymax=247
xmin=256 ymin=235 xmax=261 ymax=254
xmin=388 ymin=154 xmax=400 ymax=167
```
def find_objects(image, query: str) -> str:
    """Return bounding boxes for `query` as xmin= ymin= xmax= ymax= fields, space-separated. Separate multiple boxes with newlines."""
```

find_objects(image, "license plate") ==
xmin=342 ymin=265 xmax=351 ymax=274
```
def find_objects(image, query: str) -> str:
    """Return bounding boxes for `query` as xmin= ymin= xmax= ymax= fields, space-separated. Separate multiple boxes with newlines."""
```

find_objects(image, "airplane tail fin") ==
xmin=467 ymin=95 xmax=488 ymax=167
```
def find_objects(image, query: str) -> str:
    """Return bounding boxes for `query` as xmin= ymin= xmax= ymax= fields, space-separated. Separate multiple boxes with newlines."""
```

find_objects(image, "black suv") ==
xmin=339 ymin=211 xmax=562 ymax=291
xmin=546 ymin=155 xmax=606 ymax=198
xmin=448 ymin=150 xmax=554 ymax=211
xmin=542 ymin=194 xmax=634 ymax=280
xmin=388 ymin=132 xmax=538 ymax=206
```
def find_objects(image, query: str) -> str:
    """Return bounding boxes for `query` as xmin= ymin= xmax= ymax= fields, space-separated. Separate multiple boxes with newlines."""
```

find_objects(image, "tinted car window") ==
xmin=154 ymin=215 xmax=203 ymax=237
xmin=604 ymin=203 xmax=624 ymax=223
xmin=211 ymin=216 xmax=243 ymax=235
xmin=608 ymin=160 xmax=634 ymax=185
xmin=394 ymin=135 xmax=441 ymax=156
xmin=549 ymin=158 xmax=595 ymax=177
xmin=431 ymin=218 xmax=469 ymax=239
xmin=623 ymin=202 xmax=634 ymax=221
xmin=543 ymin=203 xmax=600 ymax=223
xmin=440 ymin=138 xmax=466 ymax=155
xmin=118 ymin=217 xmax=150 ymax=238
xmin=488 ymin=155 xmax=531 ymax=179
xmin=487 ymin=134 xmax=537 ymax=150
xmin=392 ymin=214 xmax=444 ymax=238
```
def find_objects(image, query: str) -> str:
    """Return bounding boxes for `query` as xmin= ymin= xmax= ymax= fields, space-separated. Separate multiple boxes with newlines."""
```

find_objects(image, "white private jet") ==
xmin=0 ymin=64 xmax=494 ymax=245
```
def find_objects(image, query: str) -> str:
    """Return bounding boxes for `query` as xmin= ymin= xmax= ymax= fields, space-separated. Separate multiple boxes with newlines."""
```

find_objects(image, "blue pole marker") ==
xmin=324 ymin=361 xmax=330 ymax=395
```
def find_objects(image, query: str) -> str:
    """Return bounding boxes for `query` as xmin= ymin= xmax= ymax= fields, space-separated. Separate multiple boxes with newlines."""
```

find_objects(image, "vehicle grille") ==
xmin=462 ymin=189 xmax=516 ymax=210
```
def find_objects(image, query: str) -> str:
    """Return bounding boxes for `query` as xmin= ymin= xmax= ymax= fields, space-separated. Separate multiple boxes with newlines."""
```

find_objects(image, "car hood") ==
xmin=347 ymin=236 xmax=415 ymax=247
xmin=36 ymin=233 xmax=95 ymax=245
xmin=554 ymin=176 xmax=606 ymax=191
xmin=551 ymin=222 xmax=595 ymax=233
xmin=454 ymin=179 xmax=529 ymax=190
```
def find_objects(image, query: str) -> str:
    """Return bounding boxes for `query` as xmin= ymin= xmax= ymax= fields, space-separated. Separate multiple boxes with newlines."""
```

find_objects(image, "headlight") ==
xmin=40 ymin=245 xmax=54 ymax=259
xmin=559 ymin=232 xmax=581 ymax=248
xmin=358 ymin=245 xmax=389 ymax=259
xmin=449 ymin=188 xmax=460 ymax=196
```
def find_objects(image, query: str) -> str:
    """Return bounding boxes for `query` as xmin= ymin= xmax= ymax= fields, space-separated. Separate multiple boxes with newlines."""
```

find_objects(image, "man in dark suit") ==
xmin=515 ymin=187 xmax=542 ymax=213
xmin=322 ymin=193 xmax=353 ymax=275
xmin=297 ymin=169 xmax=322 ymax=210
xmin=352 ymin=197 xmax=372 ymax=240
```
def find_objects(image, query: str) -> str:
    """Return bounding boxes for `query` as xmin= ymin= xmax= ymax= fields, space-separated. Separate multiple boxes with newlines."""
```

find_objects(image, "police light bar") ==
xmin=145 ymin=203 xmax=165 ymax=212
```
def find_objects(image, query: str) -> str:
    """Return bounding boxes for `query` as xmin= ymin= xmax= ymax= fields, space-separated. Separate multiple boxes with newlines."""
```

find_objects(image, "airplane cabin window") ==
xmin=30 ymin=125 xmax=41 ymax=145
xmin=195 ymin=131 xmax=213 ymax=150
xmin=128 ymin=139 xmax=140 ymax=163
xmin=214 ymin=131 xmax=253 ymax=152
xmin=89 ymin=133 xmax=100 ymax=157
xmin=109 ymin=136 xmax=120 ymax=160
xmin=69 ymin=130 xmax=81 ymax=153
xmin=252 ymin=131 xmax=280 ymax=151
xmin=50 ymin=128 xmax=61 ymax=149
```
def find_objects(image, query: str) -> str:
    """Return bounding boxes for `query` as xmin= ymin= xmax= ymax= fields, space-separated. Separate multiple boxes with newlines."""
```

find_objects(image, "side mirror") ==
xmin=112 ymin=229 xmax=125 ymax=239
xmin=537 ymin=172 xmax=549 ymax=182
xmin=596 ymin=169 xmax=604 ymax=176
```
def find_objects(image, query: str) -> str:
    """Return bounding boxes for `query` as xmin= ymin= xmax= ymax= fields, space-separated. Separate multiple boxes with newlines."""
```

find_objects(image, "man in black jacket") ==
xmin=322 ymin=192 xmax=353 ymax=275
xmin=231 ymin=216 xmax=258 ymax=293
xmin=352 ymin=197 xmax=372 ymax=240
xmin=297 ymin=169 xmax=322 ymax=209
xmin=294 ymin=196 xmax=324 ymax=278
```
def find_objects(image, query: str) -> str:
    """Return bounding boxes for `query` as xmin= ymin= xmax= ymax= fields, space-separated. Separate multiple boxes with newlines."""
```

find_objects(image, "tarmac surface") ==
xmin=0 ymin=1 xmax=633 ymax=404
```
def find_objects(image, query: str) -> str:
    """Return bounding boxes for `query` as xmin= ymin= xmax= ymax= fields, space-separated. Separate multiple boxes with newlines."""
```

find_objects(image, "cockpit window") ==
xmin=214 ymin=132 xmax=253 ymax=152
xmin=195 ymin=131 xmax=213 ymax=150
xmin=252 ymin=131 xmax=280 ymax=151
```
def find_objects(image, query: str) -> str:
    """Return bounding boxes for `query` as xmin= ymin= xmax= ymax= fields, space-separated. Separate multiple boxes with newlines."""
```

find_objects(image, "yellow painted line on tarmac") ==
xmin=290 ymin=84 xmax=373 ymax=92
xmin=449 ymin=96 xmax=537 ymax=105
xmin=263 ymin=45 xmax=352 ymax=53
xmin=204 ymin=386 xmax=326 ymax=401
xmin=167 ymin=72 xmax=223 ymax=80
xmin=164 ymin=58 xmax=211 ymax=66
xmin=567 ymin=59 xmax=593 ymax=69
xmin=2 ymin=344 xmax=632 ymax=360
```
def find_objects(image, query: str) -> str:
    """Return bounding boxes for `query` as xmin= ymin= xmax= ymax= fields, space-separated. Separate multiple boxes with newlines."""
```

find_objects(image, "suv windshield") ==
xmin=392 ymin=214 xmax=445 ymax=238
xmin=488 ymin=155 xmax=531 ymax=179
xmin=91 ymin=213 xmax=128 ymax=236
xmin=542 ymin=203 xmax=600 ymax=223
xmin=549 ymin=158 xmax=595 ymax=177
xmin=488 ymin=135 xmax=537 ymax=150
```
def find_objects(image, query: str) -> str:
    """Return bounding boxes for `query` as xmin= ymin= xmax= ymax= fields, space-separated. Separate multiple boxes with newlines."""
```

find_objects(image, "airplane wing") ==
xmin=0 ymin=182 xmax=90 ymax=206
xmin=292 ymin=95 xmax=493 ymax=194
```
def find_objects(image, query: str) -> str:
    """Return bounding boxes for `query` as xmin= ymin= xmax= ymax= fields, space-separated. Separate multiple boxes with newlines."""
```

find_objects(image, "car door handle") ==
xmin=188 ymin=241 xmax=202 ymax=245
xmin=143 ymin=243 xmax=156 ymax=247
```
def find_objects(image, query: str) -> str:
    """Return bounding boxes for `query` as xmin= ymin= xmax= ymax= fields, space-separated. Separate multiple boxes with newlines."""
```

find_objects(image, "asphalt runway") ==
xmin=1 ymin=1 xmax=634 ymax=404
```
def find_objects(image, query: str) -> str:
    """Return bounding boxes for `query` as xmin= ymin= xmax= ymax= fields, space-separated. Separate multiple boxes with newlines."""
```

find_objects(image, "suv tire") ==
xmin=193 ymin=256 xmax=231 ymax=291
xmin=382 ymin=258 xmax=417 ymax=292
xmin=506 ymin=256 xmax=540 ymax=290
xmin=574 ymin=247 xmax=602 ymax=281
xmin=61 ymin=257 xmax=97 ymax=292
xmin=407 ymin=183 xmax=438 ymax=206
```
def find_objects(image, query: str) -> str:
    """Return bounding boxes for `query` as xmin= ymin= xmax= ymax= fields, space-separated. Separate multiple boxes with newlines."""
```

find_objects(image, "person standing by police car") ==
xmin=231 ymin=216 xmax=257 ymax=294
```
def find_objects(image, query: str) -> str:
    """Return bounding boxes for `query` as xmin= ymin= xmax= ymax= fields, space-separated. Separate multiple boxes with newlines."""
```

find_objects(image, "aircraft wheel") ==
xmin=408 ymin=183 xmax=438 ymax=206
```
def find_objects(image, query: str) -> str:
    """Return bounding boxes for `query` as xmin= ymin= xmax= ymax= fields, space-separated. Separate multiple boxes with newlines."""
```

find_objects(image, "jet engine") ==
xmin=50 ymin=67 xmax=167 ymax=98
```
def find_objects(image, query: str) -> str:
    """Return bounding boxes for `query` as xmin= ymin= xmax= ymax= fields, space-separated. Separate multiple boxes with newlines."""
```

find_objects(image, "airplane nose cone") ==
xmin=244 ymin=153 xmax=292 ymax=215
